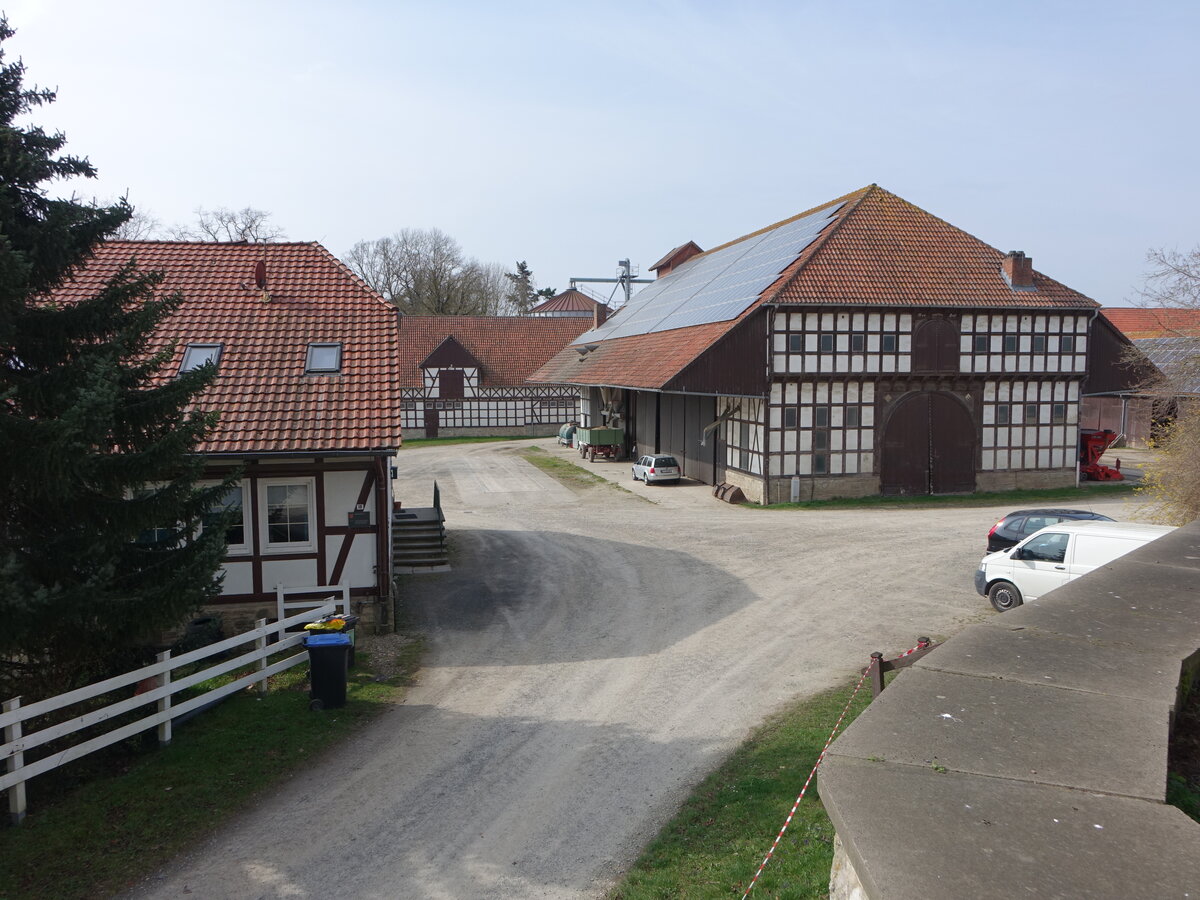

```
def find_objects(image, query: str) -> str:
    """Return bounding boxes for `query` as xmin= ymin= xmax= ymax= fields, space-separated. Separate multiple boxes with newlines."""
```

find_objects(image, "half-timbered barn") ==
xmin=530 ymin=185 xmax=1109 ymax=503
xmin=54 ymin=240 xmax=403 ymax=624
xmin=397 ymin=316 xmax=592 ymax=438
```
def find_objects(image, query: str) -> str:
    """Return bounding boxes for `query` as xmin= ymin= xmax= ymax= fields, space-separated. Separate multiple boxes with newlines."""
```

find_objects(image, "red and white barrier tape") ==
xmin=740 ymin=641 xmax=929 ymax=898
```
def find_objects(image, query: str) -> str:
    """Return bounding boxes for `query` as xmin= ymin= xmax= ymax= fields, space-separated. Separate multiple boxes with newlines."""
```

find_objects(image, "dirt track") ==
xmin=127 ymin=440 xmax=1138 ymax=899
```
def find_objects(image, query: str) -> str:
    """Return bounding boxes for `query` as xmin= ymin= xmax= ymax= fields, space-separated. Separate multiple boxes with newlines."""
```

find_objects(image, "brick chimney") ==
xmin=592 ymin=303 xmax=608 ymax=329
xmin=1001 ymin=251 xmax=1034 ymax=290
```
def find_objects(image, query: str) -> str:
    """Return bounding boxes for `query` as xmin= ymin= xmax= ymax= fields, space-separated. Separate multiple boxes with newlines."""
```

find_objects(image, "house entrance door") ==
xmin=424 ymin=409 xmax=439 ymax=438
xmin=880 ymin=392 xmax=975 ymax=495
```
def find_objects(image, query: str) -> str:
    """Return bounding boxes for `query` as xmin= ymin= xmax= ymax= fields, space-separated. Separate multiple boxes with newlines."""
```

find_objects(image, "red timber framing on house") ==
xmin=530 ymin=185 xmax=1134 ymax=503
xmin=396 ymin=316 xmax=594 ymax=438
xmin=49 ymin=241 xmax=403 ymax=623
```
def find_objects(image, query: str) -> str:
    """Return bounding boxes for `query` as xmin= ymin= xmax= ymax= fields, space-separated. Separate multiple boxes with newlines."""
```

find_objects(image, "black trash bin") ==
xmin=304 ymin=614 xmax=359 ymax=667
xmin=305 ymin=633 xmax=351 ymax=710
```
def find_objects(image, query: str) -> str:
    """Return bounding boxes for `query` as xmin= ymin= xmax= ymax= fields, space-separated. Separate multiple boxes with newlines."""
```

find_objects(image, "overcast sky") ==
xmin=7 ymin=0 xmax=1197 ymax=307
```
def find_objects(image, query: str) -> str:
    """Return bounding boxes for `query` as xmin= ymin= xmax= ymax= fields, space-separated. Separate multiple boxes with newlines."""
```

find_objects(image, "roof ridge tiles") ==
xmin=700 ymin=184 xmax=875 ymax=260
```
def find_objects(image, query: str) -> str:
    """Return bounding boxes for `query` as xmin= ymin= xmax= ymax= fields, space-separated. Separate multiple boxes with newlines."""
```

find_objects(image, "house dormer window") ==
xmin=180 ymin=343 xmax=222 ymax=374
xmin=305 ymin=343 xmax=342 ymax=373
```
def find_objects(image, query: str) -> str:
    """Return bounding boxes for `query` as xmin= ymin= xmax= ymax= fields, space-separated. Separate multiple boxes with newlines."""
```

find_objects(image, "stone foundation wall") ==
xmin=434 ymin=423 xmax=559 ymax=439
xmin=829 ymin=833 xmax=869 ymax=900
xmin=975 ymin=467 xmax=1076 ymax=492
xmin=718 ymin=468 xmax=764 ymax=504
xmin=766 ymin=474 xmax=881 ymax=504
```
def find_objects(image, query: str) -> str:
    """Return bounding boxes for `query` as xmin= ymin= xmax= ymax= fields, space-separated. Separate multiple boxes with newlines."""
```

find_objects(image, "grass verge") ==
xmin=519 ymin=446 xmax=629 ymax=493
xmin=400 ymin=435 xmax=537 ymax=448
xmin=610 ymin=678 xmax=875 ymax=899
xmin=755 ymin=481 xmax=1137 ymax=511
xmin=0 ymin=636 xmax=422 ymax=900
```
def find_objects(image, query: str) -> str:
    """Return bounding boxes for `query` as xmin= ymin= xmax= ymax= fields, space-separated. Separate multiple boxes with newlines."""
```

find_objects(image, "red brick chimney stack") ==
xmin=593 ymin=303 xmax=608 ymax=329
xmin=1002 ymin=251 xmax=1034 ymax=289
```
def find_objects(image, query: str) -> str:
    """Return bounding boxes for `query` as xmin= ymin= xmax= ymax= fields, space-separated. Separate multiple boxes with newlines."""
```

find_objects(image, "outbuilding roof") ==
xmin=1101 ymin=308 xmax=1200 ymax=340
xmin=49 ymin=240 xmax=403 ymax=455
xmin=396 ymin=316 xmax=592 ymax=388
xmin=529 ymin=288 xmax=608 ymax=316
xmin=530 ymin=184 xmax=1099 ymax=390
xmin=1132 ymin=336 xmax=1200 ymax=394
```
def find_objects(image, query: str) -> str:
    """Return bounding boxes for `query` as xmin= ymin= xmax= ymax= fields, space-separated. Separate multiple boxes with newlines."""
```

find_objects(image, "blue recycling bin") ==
xmin=305 ymin=633 xmax=351 ymax=710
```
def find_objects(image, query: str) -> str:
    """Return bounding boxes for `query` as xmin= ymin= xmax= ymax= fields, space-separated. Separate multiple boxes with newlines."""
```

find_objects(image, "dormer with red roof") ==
xmin=650 ymin=241 xmax=703 ymax=278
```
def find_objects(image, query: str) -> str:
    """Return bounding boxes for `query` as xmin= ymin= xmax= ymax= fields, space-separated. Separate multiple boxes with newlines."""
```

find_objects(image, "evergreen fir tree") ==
xmin=504 ymin=260 xmax=538 ymax=315
xmin=0 ymin=19 xmax=232 ymax=699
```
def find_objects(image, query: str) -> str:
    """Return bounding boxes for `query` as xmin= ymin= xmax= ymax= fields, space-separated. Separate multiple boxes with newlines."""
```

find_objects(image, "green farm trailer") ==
xmin=575 ymin=426 xmax=626 ymax=461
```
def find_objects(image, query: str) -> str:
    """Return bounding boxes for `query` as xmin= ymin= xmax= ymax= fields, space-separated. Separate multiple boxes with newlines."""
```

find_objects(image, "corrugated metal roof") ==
xmin=1132 ymin=337 xmax=1200 ymax=394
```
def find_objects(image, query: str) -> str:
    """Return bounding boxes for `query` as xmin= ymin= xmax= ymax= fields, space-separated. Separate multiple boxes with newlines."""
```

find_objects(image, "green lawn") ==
xmin=0 ymin=638 xmax=421 ymax=899
xmin=611 ymin=677 xmax=876 ymax=899
xmin=400 ymin=435 xmax=540 ymax=448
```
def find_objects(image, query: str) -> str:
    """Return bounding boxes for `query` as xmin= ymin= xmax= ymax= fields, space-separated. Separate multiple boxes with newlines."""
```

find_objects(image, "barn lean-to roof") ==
xmin=529 ymin=184 xmax=1100 ymax=390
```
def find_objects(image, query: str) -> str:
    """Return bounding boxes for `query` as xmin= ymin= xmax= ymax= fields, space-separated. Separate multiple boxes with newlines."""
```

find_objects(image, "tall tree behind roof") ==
xmin=344 ymin=227 xmax=507 ymax=315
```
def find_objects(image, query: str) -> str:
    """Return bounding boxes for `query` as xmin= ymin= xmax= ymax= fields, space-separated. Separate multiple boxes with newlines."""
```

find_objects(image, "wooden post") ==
xmin=3 ymin=697 xmax=27 ymax=825
xmin=869 ymin=652 xmax=885 ymax=698
xmin=256 ymin=618 xmax=269 ymax=698
xmin=156 ymin=650 xmax=172 ymax=746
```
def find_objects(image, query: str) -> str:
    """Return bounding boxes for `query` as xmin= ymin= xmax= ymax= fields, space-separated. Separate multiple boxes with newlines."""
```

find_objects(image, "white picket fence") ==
xmin=1 ymin=602 xmax=336 ymax=825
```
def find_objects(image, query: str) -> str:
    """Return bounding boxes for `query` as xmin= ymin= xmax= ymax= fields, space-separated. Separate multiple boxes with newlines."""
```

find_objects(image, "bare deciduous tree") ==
xmin=344 ymin=228 xmax=507 ymax=316
xmin=110 ymin=209 xmax=162 ymax=240
xmin=1129 ymin=245 xmax=1200 ymax=525
xmin=169 ymin=206 xmax=285 ymax=243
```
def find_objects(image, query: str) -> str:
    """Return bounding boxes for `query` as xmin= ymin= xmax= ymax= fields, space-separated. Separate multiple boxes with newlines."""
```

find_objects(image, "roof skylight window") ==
xmin=179 ymin=343 xmax=223 ymax=374
xmin=305 ymin=343 xmax=343 ymax=374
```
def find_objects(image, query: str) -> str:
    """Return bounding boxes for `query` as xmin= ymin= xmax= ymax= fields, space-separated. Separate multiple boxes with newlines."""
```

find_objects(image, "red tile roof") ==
xmin=1101 ymin=308 xmax=1200 ymax=339
xmin=770 ymin=186 xmax=1099 ymax=309
xmin=529 ymin=289 xmax=607 ymax=315
xmin=50 ymin=241 xmax=402 ymax=455
xmin=395 ymin=316 xmax=592 ymax=388
xmin=530 ymin=184 xmax=1099 ymax=390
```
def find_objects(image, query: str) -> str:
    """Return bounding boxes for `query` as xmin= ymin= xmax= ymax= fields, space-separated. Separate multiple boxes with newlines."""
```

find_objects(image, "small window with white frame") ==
xmin=260 ymin=478 xmax=316 ymax=552
xmin=305 ymin=343 xmax=343 ymax=374
xmin=201 ymin=481 xmax=251 ymax=556
xmin=179 ymin=343 xmax=223 ymax=374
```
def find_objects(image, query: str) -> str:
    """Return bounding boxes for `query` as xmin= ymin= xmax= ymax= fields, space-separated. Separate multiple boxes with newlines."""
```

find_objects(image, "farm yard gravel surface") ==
xmin=127 ymin=439 xmax=1135 ymax=899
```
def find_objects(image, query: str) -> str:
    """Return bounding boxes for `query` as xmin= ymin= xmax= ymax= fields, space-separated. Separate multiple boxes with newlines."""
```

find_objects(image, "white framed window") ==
xmin=180 ymin=343 xmax=223 ymax=374
xmin=259 ymin=478 xmax=316 ymax=552
xmin=305 ymin=343 xmax=342 ymax=373
xmin=201 ymin=481 xmax=251 ymax=556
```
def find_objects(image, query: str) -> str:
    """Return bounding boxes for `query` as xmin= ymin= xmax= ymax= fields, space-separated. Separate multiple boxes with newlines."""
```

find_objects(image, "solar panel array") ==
xmin=575 ymin=201 xmax=845 ymax=344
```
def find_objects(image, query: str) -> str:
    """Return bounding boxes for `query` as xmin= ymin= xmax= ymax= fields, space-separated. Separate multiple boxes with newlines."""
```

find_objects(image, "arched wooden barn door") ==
xmin=880 ymin=392 xmax=976 ymax=495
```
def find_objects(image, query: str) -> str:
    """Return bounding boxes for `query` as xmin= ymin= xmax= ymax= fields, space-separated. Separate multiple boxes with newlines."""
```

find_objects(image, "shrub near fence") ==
xmin=1 ymin=603 xmax=337 ymax=824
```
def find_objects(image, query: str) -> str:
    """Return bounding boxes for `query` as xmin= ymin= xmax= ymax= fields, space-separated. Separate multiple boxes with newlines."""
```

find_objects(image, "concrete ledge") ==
xmin=820 ymin=521 xmax=1200 ymax=898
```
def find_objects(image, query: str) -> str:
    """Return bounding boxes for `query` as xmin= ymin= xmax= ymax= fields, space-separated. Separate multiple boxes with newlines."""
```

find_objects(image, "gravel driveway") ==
xmin=128 ymin=440 xmax=1137 ymax=899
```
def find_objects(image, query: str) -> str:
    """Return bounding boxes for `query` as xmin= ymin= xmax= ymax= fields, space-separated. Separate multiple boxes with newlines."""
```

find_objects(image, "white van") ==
xmin=975 ymin=521 xmax=1176 ymax=612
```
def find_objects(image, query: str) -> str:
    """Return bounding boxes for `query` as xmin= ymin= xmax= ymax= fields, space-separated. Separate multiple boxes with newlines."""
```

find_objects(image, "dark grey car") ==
xmin=985 ymin=508 xmax=1114 ymax=553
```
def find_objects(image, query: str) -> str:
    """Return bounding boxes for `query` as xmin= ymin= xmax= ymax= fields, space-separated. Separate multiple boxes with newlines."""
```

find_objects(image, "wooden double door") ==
xmin=880 ymin=391 xmax=976 ymax=495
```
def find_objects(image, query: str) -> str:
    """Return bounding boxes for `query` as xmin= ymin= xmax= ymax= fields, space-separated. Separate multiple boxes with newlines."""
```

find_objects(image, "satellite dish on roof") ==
xmin=254 ymin=261 xmax=267 ymax=290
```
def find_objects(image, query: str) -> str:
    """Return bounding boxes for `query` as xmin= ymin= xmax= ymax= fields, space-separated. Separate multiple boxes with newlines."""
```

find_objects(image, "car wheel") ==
xmin=988 ymin=580 xmax=1023 ymax=612
xmin=632 ymin=470 xmax=639 ymax=481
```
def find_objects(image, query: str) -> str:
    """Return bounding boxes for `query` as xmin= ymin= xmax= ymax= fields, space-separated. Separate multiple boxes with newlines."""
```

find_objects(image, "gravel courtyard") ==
xmin=129 ymin=439 xmax=1137 ymax=899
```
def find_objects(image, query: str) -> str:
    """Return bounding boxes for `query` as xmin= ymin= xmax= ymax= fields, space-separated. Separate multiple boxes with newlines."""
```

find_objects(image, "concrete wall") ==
xmin=819 ymin=521 xmax=1200 ymax=898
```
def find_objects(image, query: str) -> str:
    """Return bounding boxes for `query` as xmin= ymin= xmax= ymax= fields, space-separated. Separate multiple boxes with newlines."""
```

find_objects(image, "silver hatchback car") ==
xmin=631 ymin=454 xmax=681 ymax=484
